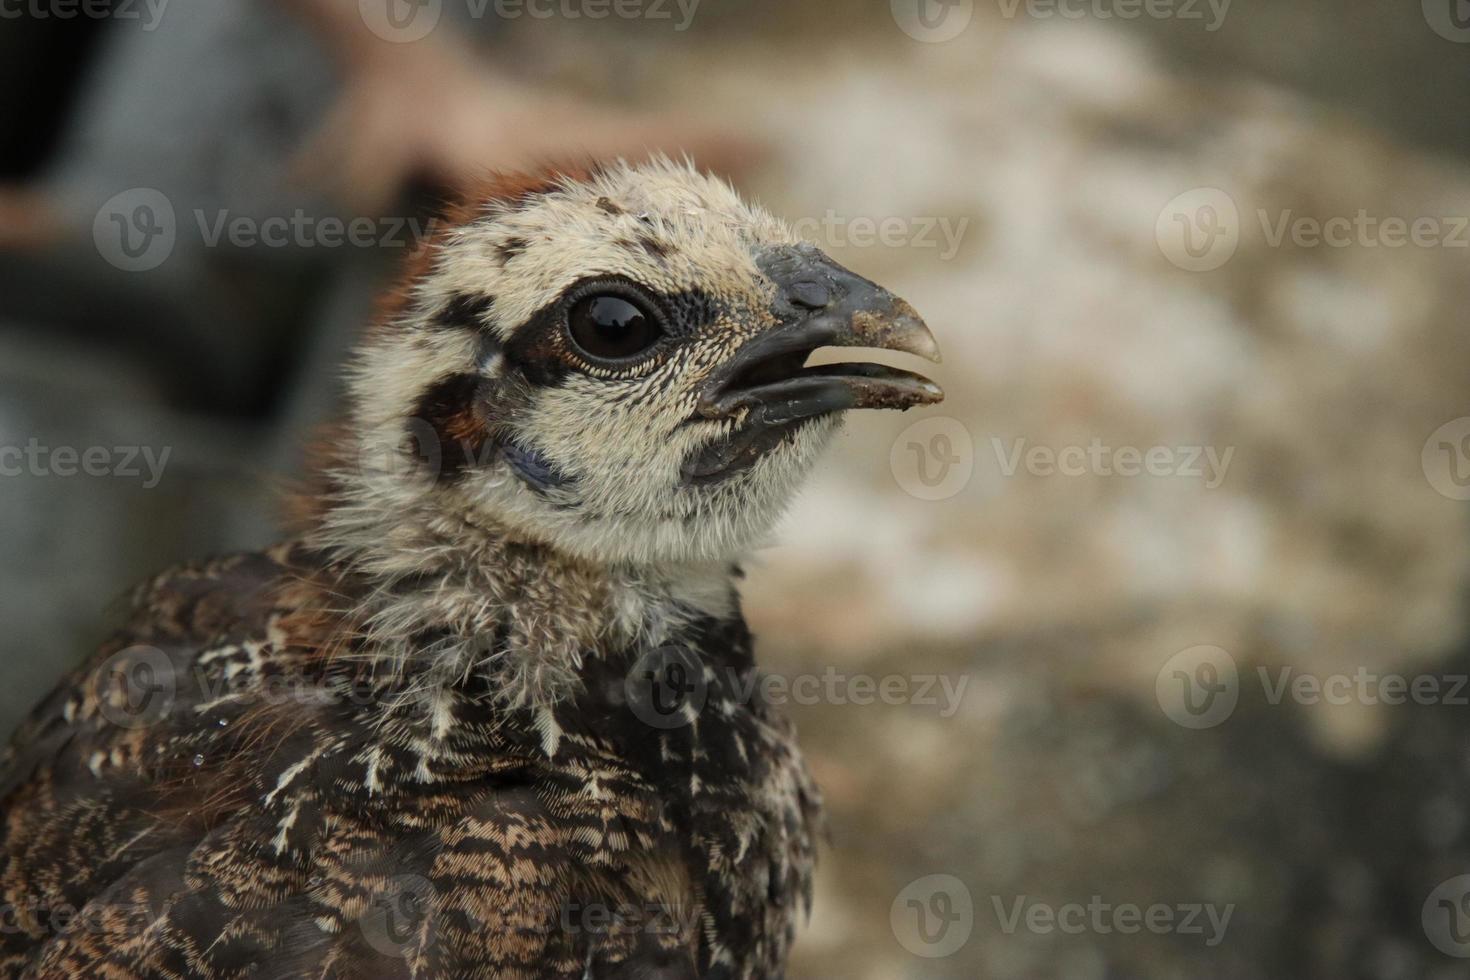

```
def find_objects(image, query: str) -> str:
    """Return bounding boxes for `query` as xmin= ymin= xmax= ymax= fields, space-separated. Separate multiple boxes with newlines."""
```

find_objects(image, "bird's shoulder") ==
xmin=0 ymin=545 xmax=818 ymax=978
xmin=0 ymin=544 xmax=297 ymax=795
xmin=0 ymin=544 xmax=311 ymax=975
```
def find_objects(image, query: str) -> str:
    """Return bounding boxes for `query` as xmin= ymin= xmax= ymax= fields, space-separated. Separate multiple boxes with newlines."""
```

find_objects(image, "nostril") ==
xmin=788 ymin=280 xmax=831 ymax=310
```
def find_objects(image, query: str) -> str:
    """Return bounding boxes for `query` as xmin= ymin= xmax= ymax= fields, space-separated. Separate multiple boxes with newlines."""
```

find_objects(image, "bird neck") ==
xmin=299 ymin=486 xmax=741 ymax=709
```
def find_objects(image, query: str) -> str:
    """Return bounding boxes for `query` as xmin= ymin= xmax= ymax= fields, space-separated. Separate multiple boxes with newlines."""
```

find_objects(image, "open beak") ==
xmin=695 ymin=244 xmax=943 ymax=427
xmin=682 ymin=245 xmax=942 ymax=482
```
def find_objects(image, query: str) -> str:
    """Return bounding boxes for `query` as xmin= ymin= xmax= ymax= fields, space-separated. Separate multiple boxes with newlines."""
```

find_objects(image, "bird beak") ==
xmin=695 ymin=244 xmax=943 ymax=427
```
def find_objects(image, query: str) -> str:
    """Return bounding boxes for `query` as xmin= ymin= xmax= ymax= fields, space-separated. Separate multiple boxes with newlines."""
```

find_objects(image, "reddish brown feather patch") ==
xmin=367 ymin=164 xmax=599 ymax=332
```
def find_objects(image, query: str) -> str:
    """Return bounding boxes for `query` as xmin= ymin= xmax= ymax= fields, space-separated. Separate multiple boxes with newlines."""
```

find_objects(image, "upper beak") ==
xmin=696 ymin=244 xmax=944 ymax=426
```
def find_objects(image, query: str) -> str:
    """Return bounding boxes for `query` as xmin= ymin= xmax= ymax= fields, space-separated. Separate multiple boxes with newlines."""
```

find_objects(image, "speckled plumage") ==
xmin=0 ymin=160 xmax=939 ymax=978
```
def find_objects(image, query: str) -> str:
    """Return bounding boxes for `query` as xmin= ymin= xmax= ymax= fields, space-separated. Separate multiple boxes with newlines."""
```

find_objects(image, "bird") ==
xmin=0 ymin=158 xmax=943 ymax=979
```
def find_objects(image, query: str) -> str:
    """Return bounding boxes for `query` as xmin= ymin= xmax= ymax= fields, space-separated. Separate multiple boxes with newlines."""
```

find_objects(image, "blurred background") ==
xmin=3 ymin=0 xmax=1470 ymax=976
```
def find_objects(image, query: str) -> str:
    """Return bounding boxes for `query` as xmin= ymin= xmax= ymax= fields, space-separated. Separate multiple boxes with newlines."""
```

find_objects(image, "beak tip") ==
xmin=888 ymin=299 xmax=942 ymax=364
xmin=910 ymin=329 xmax=943 ymax=365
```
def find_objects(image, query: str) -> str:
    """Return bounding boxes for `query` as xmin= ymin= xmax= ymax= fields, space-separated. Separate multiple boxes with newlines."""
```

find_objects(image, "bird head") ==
xmin=345 ymin=159 xmax=942 ymax=566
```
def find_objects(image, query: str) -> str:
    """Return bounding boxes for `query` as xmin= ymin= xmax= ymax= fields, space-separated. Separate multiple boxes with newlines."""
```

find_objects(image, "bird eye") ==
xmin=566 ymin=292 xmax=663 ymax=363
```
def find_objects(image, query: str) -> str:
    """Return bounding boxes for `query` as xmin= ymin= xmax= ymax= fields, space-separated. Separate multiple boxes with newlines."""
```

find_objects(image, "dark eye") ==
xmin=567 ymin=293 xmax=663 ymax=362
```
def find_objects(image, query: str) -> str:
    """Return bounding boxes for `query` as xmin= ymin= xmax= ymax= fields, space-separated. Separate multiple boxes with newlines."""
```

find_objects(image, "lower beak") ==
xmin=696 ymin=245 xmax=943 ymax=427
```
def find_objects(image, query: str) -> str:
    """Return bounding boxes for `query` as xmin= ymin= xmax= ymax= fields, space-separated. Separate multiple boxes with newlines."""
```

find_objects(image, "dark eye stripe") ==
xmin=503 ymin=299 xmax=572 ymax=388
xmin=435 ymin=294 xmax=495 ymax=331
xmin=410 ymin=373 xmax=490 ymax=482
